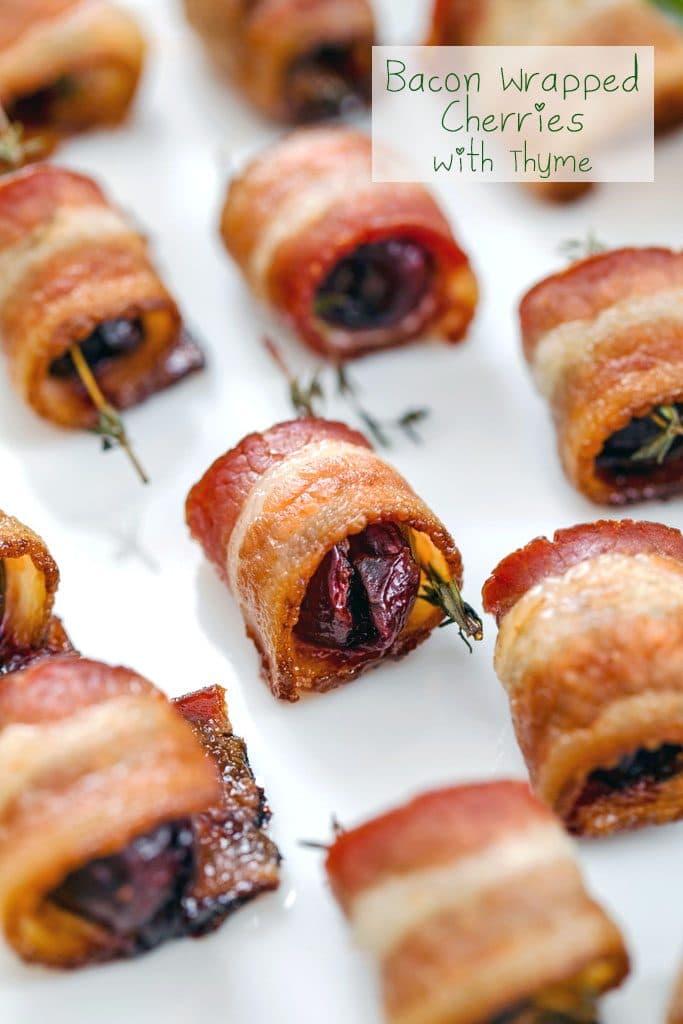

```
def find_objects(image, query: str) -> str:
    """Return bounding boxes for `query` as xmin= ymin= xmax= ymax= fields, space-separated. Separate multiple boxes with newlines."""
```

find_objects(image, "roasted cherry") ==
xmin=295 ymin=522 xmax=420 ymax=654
xmin=52 ymin=820 xmax=194 ymax=951
xmin=314 ymin=239 xmax=434 ymax=331
xmin=286 ymin=45 xmax=369 ymax=122
xmin=49 ymin=318 xmax=144 ymax=378
xmin=578 ymin=744 xmax=683 ymax=805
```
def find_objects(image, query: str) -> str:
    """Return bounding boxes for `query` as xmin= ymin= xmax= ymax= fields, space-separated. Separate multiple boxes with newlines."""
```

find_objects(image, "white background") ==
xmin=1 ymin=1 xmax=682 ymax=1022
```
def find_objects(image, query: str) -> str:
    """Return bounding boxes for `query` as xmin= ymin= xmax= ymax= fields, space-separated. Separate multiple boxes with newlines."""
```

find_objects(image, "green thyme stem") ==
xmin=418 ymin=562 xmax=483 ymax=653
xmin=69 ymin=344 xmax=149 ymax=485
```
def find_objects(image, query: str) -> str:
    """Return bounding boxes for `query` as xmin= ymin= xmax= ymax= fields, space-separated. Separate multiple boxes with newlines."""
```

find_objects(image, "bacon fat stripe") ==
xmin=221 ymin=128 xmax=478 ymax=360
xmin=520 ymin=247 xmax=683 ymax=504
xmin=0 ymin=0 xmax=145 ymax=144
xmin=428 ymin=0 xmax=683 ymax=132
xmin=0 ymin=660 xmax=280 ymax=968
xmin=0 ymin=164 xmax=204 ymax=429
xmin=186 ymin=417 xmax=466 ymax=701
xmin=326 ymin=781 xmax=629 ymax=1024
xmin=183 ymin=0 xmax=374 ymax=123
xmin=483 ymin=520 xmax=683 ymax=836
xmin=0 ymin=509 xmax=72 ymax=674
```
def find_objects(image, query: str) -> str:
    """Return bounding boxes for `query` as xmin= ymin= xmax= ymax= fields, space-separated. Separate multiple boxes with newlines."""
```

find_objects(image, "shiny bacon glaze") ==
xmin=220 ymin=128 xmax=478 ymax=360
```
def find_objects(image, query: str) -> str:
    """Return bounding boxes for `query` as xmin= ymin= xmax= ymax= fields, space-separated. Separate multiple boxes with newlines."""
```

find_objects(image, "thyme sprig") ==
xmin=69 ymin=344 xmax=149 ymax=484
xmin=0 ymin=104 xmax=47 ymax=172
xmin=264 ymin=336 xmax=430 ymax=447
xmin=419 ymin=563 xmax=483 ymax=653
xmin=299 ymin=816 xmax=345 ymax=851
xmin=631 ymin=404 xmax=683 ymax=466
xmin=558 ymin=232 xmax=607 ymax=264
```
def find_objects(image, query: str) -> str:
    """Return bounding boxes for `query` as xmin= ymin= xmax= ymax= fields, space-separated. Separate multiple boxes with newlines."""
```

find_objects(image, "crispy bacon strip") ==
xmin=186 ymin=417 xmax=466 ymax=700
xmin=183 ymin=0 xmax=374 ymax=123
xmin=0 ymin=0 xmax=145 ymax=151
xmin=326 ymin=781 xmax=629 ymax=1024
xmin=220 ymin=128 xmax=478 ymax=360
xmin=0 ymin=508 xmax=72 ymax=673
xmin=520 ymin=247 xmax=683 ymax=504
xmin=0 ymin=164 xmax=204 ymax=429
xmin=0 ymin=660 xmax=280 ymax=968
xmin=483 ymin=519 xmax=683 ymax=836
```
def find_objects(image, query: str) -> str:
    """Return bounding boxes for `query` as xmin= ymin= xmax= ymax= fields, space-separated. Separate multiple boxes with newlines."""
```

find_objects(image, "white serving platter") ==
xmin=1 ymin=1 xmax=682 ymax=1021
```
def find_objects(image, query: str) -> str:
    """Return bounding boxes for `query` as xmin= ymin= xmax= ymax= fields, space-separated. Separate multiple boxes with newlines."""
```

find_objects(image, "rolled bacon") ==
xmin=520 ymin=246 xmax=683 ymax=504
xmin=0 ymin=163 xmax=204 ymax=429
xmin=483 ymin=519 xmax=683 ymax=837
xmin=670 ymin=967 xmax=683 ymax=1024
xmin=220 ymin=128 xmax=478 ymax=360
xmin=326 ymin=781 xmax=629 ymax=1024
xmin=186 ymin=417 xmax=473 ymax=701
xmin=0 ymin=508 xmax=72 ymax=674
xmin=0 ymin=0 xmax=145 ymax=148
xmin=0 ymin=658 xmax=280 ymax=967
xmin=428 ymin=0 xmax=683 ymax=133
xmin=183 ymin=0 xmax=374 ymax=123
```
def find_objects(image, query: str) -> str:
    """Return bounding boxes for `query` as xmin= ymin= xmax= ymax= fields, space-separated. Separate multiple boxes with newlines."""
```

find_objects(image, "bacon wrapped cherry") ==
xmin=220 ymin=128 xmax=478 ymax=360
xmin=483 ymin=519 xmax=683 ymax=836
xmin=186 ymin=417 xmax=480 ymax=700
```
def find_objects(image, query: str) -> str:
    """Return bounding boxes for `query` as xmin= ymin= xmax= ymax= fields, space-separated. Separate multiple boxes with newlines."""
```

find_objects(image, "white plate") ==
xmin=1 ymin=1 xmax=682 ymax=1021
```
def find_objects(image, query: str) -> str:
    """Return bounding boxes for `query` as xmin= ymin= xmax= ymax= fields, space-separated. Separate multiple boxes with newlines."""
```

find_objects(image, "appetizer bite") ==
xmin=428 ymin=0 xmax=683 ymax=133
xmin=186 ymin=417 xmax=482 ymax=701
xmin=0 ymin=658 xmax=280 ymax=967
xmin=0 ymin=164 xmax=205 ymax=480
xmin=326 ymin=781 xmax=629 ymax=1024
xmin=220 ymin=128 xmax=478 ymax=361
xmin=483 ymin=519 xmax=683 ymax=837
xmin=183 ymin=0 xmax=374 ymax=123
xmin=520 ymin=246 xmax=683 ymax=504
xmin=670 ymin=967 xmax=683 ymax=1024
xmin=0 ymin=508 xmax=72 ymax=674
xmin=0 ymin=0 xmax=145 ymax=154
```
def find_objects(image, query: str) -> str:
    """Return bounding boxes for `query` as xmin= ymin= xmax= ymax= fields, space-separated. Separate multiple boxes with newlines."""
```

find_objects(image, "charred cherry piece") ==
xmin=314 ymin=239 xmax=434 ymax=331
xmin=52 ymin=820 xmax=194 ymax=951
xmin=295 ymin=522 xmax=420 ymax=653
xmin=286 ymin=45 xmax=369 ymax=122
xmin=579 ymin=744 xmax=683 ymax=805
xmin=49 ymin=318 xmax=144 ymax=378
xmin=596 ymin=405 xmax=683 ymax=477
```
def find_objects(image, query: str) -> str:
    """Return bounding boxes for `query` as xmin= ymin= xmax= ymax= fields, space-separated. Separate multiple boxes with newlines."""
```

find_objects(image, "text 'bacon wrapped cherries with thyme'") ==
xmin=186 ymin=417 xmax=482 ymax=701
xmin=0 ymin=508 xmax=72 ymax=674
xmin=183 ymin=0 xmax=374 ymax=123
xmin=483 ymin=519 xmax=683 ymax=837
xmin=520 ymin=247 xmax=683 ymax=504
xmin=220 ymin=128 xmax=478 ymax=361
xmin=0 ymin=0 xmax=146 ymax=156
xmin=0 ymin=659 xmax=280 ymax=968
xmin=326 ymin=782 xmax=629 ymax=1024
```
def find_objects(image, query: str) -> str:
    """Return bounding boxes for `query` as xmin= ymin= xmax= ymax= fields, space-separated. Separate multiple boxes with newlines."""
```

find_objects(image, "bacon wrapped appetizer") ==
xmin=220 ymin=128 xmax=478 ymax=360
xmin=326 ymin=781 xmax=629 ymax=1024
xmin=483 ymin=519 xmax=683 ymax=837
xmin=183 ymin=0 xmax=374 ymax=123
xmin=0 ymin=163 xmax=204 ymax=432
xmin=0 ymin=658 xmax=280 ymax=968
xmin=0 ymin=0 xmax=145 ymax=154
xmin=0 ymin=508 xmax=72 ymax=674
xmin=428 ymin=0 xmax=683 ymax=133
xmin=520 ymin=246 xmax=683 ymax=504
xmin=670 ymin=967 xmax=683 ymax=1024
xmin=186 ymin=417 xmax=481 ymax=701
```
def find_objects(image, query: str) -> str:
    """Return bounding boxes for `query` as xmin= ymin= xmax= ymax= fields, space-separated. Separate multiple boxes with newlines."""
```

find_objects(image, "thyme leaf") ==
xmin=558 ymin=232 xmax=607 ymax=263
xmin=631 ymin=404 xmax=683 ymax=466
